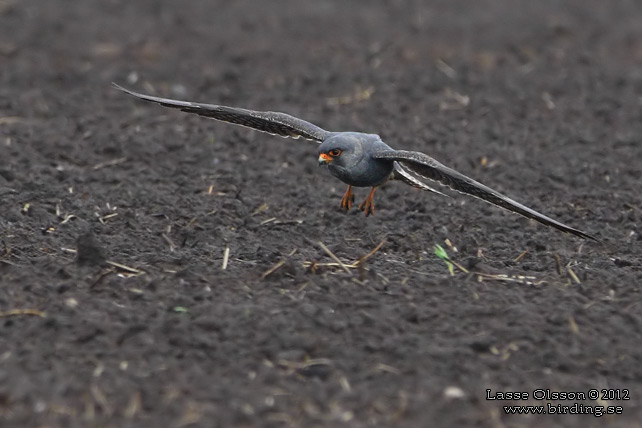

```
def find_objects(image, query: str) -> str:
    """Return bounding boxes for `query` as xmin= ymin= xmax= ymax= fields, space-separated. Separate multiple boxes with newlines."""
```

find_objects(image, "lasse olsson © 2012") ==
xmin=486 ymin=388 xmax=630 ymax=401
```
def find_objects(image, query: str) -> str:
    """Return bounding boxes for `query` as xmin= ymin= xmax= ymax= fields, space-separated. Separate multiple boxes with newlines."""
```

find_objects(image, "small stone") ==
xmin=443 ymin=386 xmax=466 ymax=399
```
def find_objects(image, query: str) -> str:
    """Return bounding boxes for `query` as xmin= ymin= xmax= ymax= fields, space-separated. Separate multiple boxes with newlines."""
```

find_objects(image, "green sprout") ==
xmin=433 ymin=244 xmax=454 ymax=276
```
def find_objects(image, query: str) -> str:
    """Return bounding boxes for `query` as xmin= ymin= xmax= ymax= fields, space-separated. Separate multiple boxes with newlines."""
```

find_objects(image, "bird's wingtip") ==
xmin=111 ymin=82 xmax=130 ymax=93
xmin=582 ymin=232 xmax=601 ymax=243
xmin=567 ymin=227 xmax=600 ymax=242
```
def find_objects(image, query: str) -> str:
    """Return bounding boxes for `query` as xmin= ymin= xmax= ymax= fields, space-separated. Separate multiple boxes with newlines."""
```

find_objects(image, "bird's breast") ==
xmin=328 ymin=156 xmax=394 ymax=187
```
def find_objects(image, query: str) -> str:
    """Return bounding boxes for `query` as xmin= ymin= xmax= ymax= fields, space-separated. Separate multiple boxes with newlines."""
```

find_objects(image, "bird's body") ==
xmin=319 ymin=133 xmax=394 ymax=187
xmin=114 ymin=83 xmax=596 ymax=241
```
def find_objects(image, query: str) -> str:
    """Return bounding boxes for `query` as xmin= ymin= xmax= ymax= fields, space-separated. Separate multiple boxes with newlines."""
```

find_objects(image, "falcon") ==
xmin=114 ymin=83 xmax=596 ymax=240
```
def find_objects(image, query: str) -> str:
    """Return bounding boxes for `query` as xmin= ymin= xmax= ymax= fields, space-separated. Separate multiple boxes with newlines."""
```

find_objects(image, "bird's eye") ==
xmin=328 ymin=149 xmax=342 ymax=157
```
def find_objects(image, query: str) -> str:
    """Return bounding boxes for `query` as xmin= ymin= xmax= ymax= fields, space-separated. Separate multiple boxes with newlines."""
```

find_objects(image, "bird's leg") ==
xmin=358 ymin=187 xmax=377 ymax=217
xmin=340 ymin=185 xmax=354 ymax=211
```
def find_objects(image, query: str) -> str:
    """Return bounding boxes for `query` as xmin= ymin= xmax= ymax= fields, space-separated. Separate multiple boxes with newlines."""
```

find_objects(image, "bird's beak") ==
xmin=318 ymin=153 xmax=332 ymax=166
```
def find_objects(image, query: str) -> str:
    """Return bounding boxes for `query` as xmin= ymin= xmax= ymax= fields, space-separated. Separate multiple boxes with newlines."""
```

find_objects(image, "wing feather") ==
xmin=375 ymin=150 xmax=596 ymax=240
xmin=113 ymin=83 xmax=331 ymax=142
xmin=392 ymin=162 xmax=448 ymax=197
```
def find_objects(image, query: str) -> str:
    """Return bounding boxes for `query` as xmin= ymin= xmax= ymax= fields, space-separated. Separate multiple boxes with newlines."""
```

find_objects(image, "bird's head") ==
xmin=317 ymin=134 xmax=364 ymax=167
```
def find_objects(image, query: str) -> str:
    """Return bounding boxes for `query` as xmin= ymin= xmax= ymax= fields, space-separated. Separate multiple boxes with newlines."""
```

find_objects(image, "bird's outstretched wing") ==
xmin=374 ymin=150 xmax=596 ymax=240
xmin=113 ymin=83 xmax=332 ymax=142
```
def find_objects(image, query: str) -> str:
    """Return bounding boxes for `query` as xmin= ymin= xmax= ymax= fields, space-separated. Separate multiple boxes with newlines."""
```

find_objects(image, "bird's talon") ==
xmin=358 ymin=187 xmax=377 ymax=217
xmin=340 ymin=186 xmax=354 ymax=212
xmin=358 ymin=200 xmax=375 ymax=216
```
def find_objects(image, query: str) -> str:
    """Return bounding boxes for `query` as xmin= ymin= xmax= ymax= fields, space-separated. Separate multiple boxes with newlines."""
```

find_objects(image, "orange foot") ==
xmin=340 ymin=185 xmax=354 ymax=211
xmin=358 ymin=187 xmax=377 ymax=217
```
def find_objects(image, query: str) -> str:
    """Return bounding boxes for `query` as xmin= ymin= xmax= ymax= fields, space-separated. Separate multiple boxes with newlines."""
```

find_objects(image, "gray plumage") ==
xmin=115 ymin=83 xmax=596 ymax=241
xmin=318 ymin=133 xmax=394 ymax=187
xmin=113 ymin=84 xmax=330 ymax=141
xmin=373 ymin=150 xmax=596 ymax=241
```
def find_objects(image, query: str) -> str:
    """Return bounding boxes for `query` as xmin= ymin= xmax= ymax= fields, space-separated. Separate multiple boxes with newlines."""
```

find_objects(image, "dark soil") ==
xmin=1 ymin=1 xmax=641 ymax=427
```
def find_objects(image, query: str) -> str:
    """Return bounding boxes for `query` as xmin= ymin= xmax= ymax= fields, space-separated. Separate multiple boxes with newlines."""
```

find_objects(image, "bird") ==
xmin=114 ymin=83 xmax=596 ymax=241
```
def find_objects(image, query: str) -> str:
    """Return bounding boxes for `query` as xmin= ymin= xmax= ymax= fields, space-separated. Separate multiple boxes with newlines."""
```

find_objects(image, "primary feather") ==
xmin=113 ymin=84 xmax=331 ymax=142
xmin=374 ymin=150 xmax=597 ymax=240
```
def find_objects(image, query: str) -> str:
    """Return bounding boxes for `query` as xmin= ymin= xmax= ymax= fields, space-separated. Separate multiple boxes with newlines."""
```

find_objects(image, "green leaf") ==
xmin=433 ymin=244 xmax=454 ymax=276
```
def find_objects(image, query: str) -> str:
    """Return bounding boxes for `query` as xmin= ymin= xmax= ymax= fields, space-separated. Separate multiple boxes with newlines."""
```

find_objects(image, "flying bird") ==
xmin=114 ymin=83 xmax=596 ymax=240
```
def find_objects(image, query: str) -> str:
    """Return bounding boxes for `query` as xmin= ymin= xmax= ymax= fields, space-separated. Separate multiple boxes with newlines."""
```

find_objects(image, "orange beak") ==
xmin=318 ymin=153 xmax=332 ymax=166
